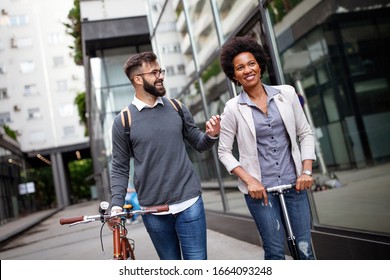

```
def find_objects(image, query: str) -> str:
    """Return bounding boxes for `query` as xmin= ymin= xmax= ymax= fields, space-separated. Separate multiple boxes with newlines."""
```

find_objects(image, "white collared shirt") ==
xmin=132 ymin=95 xmax=164 ymax=111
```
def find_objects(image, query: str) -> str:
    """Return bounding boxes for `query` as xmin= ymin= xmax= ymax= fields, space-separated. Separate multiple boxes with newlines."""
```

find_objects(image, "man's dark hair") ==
xmin=220 ymin=36 xmax=268 ymax=83
xmin=123 ymin=51 xmax=157 ymax=82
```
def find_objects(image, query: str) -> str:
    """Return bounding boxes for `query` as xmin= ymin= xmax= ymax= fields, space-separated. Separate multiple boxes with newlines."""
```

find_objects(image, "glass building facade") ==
xmin=0 ymin=131 xmax=28 ymax=224
xmin=146 ymin=0 xmax=390 ymax=237
xmin=82 ymin=0 xmax=390 ymax=258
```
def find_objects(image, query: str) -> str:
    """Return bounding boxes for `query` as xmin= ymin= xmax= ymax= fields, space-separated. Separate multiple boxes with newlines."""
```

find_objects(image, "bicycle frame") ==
xmin=110 ymin=215 xmax=135 ymax=260
xmin=59 ymin=202 xmax=169 ymax=260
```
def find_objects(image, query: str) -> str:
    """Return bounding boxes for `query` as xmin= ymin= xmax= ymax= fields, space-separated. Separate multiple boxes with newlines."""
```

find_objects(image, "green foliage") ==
xmin=27 ymin=166 xmax=56 ymax=209
xmin=64 ymin=0 xmax=83 ymax=65
xmin=68 ymin=158 xmax=94 ymax=200
xmin=269 ymin=0 xmax=303 ymax=23
xmin=3 ymin=124 xmax=17 ymax=140
xmin=201 ymin=59 xmax=222 ymax=83
xmin=74 ymin=91 xmax=88 ymax=136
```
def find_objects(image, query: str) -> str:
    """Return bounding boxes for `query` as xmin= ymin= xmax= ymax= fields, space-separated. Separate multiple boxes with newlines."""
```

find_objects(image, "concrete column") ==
xmin=51 ymin=152 xmax=70 ymax=208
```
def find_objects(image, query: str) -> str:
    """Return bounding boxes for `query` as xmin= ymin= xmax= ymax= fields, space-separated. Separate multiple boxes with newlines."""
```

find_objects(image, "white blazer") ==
xmin=218 ymin=84 xmax=316 ymax=194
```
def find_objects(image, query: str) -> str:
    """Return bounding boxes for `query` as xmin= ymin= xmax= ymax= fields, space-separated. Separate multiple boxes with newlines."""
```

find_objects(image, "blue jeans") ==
xmin=141 ymin=196 xmax=207 ymax=260
xmin=245 ymin=189 xmax=315 ymax=260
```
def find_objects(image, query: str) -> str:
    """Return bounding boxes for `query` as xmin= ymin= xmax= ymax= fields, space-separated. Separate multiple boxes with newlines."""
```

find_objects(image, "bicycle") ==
xmin=59 ymin=201 xmax=169 ymax=260
xmin=266 ymin=183 xmax=300 ymax=260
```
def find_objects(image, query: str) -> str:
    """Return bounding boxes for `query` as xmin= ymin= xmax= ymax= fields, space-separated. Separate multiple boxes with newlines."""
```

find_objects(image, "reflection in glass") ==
xmin=187 ymin=0 xmax=218 ymax=69
xmin=216 ymin=0 xmax=258 ymax=41
xmin=280 ymin=16 xmax=390 ymax=235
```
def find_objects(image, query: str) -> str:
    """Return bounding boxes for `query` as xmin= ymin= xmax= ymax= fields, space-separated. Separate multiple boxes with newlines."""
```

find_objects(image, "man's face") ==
xmin=142 ymin=75 xmax=166 ymax=97
xmin=136 ymin=63 xmax=166 ymax=97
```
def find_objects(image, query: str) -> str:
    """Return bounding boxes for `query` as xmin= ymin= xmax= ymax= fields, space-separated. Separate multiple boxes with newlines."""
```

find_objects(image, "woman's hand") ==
xmin=247 ymin=177 xmax=269 ymax=205
xmin=295 ymin=174 xmax=314 ymax=191
xmin=232 ymin=167 xmax=268 ymax=205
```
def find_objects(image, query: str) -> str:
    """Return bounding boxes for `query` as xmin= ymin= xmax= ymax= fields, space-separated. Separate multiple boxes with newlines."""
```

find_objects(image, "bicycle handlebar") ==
xmin=59 ymin=203 xmax=169 ymax=226
xmin=59 ymin=215 xmax=88 ymax=225
xmin=266 ymin=183 xmax=296 ymax=193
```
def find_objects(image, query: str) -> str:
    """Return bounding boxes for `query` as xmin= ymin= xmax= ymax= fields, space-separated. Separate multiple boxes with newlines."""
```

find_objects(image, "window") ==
xmin=0 ymin=63 xmax=6 ymax=74
xmin=177 ymin=64 xmax=185 ymax=74
xmin=58 ymin=103 xmax=74 ymax=117
xmin=0 ymin=88 xmax=8 ymax=99
xmin=48 ymin=33 xmax=64 ymax=45
xmin=172 ymin=44 xmax=181 ymax=53
xmin=63 ymin=126 xmax=75 ymax=138
xmin=0 ymin=112 xmax=11 ymax=124
xmin=9 ymin=15 xmax=29 ymax=27
xmin=20 ymin=61 xmax=35 ymax=73
xmin=27 ymin=108 xmax=41 ymax=120
xmin=53 ymin=56 xmax=64 ymax=67
xmin=56 ymin=80 xmax=68 ymax=92
xmin=24 ymin=84 xmax=38 ymax=96
xmin=161 ymin=43 xmax=182 ymax=54
xmin=166 ymin=66 xmax=174 ymax=76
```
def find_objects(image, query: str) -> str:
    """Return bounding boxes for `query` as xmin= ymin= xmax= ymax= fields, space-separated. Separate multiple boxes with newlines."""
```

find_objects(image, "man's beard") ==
xmin=142 ymin=77 xmax=166 ymax=97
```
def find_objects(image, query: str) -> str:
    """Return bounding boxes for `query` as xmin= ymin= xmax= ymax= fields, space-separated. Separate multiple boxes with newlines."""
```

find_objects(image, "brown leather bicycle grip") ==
xmin=59 ymin=216 xmax=84 ymax=225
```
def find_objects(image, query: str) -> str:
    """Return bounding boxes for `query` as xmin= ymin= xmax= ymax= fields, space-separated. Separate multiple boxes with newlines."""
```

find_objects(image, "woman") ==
xmin=218 ymin=36 xmax=316 ymax=260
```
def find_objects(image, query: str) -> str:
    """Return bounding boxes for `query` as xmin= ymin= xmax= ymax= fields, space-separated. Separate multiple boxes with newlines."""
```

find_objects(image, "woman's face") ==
xmin=232 ymin=52 xmax=261 ymax=89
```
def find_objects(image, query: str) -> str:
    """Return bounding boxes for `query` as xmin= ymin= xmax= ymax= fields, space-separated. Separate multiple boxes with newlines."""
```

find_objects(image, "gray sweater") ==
xmin=110 ymin=97 xmax=217 ymax=207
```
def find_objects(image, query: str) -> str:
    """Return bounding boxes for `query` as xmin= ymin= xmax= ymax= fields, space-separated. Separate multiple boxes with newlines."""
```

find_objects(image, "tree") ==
xmin=68 ymin=159 xmax=94 ymax=202
xmin=64 ymin=0 xmax=83 ymax=65
xmin=74 ymin=91 xmax=88 ymax=136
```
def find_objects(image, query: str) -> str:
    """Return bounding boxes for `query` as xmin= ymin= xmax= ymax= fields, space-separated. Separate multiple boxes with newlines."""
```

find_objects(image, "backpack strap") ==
xmin=168 ymin=98 xmax=184 ymax=120
xmin=169 ymin=98 xmax=186 ymax=136
xmin=121 ymin=106 xmax=131 ymax=129
xmin=120 ymin=106 xmax=133 ymax=155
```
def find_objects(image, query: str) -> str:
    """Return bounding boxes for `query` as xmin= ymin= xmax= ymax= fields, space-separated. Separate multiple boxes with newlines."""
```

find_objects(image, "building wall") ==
xmin=0 ymin=0 xmax=88 ymax=153
xmin=0 ymin=0 xmax=89 ymax=210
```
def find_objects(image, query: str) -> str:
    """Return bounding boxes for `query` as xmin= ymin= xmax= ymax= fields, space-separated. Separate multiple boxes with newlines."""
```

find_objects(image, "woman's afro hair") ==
xmin=220 ymin=36 xmax=268 ymax=83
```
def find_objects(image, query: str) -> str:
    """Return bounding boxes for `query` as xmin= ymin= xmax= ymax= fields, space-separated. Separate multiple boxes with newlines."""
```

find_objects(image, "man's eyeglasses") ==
xmin=136 ymin=69 xmax=166 ymax=78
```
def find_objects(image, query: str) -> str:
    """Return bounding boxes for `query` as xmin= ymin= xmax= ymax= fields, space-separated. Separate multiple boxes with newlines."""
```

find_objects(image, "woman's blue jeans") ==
xmin=141 ymin=196 xmax=207 ymax=260
xmin=245 ymin=189 xmax=315 ymax=260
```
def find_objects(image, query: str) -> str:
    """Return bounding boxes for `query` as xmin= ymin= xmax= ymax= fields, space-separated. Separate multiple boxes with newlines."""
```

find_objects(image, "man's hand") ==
xmin=205 ymin=115 xmax=221 ymax=137
xmin=107 ymin=206 xmax=122 ymax=228
xmin=110 ymin=206 xmax=122 ymax=217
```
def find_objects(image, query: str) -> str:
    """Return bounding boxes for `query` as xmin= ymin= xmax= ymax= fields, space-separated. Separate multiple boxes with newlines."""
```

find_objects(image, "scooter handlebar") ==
xmin=266 ymin=183 xmax=296 ymax=193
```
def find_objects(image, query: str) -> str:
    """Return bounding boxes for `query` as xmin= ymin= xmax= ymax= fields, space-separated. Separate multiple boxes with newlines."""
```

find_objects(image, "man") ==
xmin=110 ymin=51 xmax=220 ymax=260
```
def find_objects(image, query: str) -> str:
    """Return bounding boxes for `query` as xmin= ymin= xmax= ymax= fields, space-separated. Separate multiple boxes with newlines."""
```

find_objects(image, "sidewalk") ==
xmin=0 ymin=201 xmax=266 ymax=260
xmin=1 ymin=163 xmax=388 ymax=258
xmin=0 ymin=207 xmax=61 ymax=244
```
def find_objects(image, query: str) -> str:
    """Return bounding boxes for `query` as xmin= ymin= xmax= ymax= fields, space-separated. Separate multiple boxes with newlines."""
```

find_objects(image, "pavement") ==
xmin=0 ymin=200 xmax=267 ymax=260
xmin=0 ymin=207 xmax=61 ymax=245
xmin=1 ymin=162 xmax=389 ymax=259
